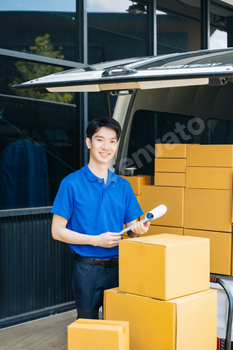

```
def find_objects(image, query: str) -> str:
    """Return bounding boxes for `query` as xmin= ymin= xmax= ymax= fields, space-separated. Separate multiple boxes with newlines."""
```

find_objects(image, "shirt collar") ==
xmin=108 ymin=169 xmax=118 ymax=184
xmin=83 ymin=163 xmax=117 ymax=184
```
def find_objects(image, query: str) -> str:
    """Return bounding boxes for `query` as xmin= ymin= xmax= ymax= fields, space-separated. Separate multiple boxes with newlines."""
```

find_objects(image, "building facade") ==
xmin=0 ymin=0 xmax=232 ymax=327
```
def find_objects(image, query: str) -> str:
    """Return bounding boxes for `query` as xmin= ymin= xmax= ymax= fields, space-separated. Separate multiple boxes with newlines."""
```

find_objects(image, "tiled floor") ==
xmin=0 ymin=310 xmax=77 ymax=350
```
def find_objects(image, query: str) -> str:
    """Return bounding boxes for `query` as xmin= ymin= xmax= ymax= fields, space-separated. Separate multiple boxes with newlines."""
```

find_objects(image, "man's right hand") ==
xmin=94 ymin=232 xmax=121 ymax=248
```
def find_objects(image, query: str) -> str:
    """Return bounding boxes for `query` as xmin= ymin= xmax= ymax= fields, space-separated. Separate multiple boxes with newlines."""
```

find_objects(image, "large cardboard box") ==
xmin=187 ymin=144 xmax=233 ymax=167
xmin=184 ymin=229 xmax=232 ymax=275
xmin=104 ymin=288 xmax=217 ymax=350
xmin=155 ymin=143 xmax=187 ymax=158
xmin=184 ymin=188 xmax=232 ymax=232
xmin=68 ymin=319 xmax=129 ymax=350
xmin=143 ymin=225 xmax=183 ymax=236
xmin=154 ymin=172 xmax=186 ymax=187
xmin=119 ymin=234 xmax=210 ymax=300
xmin=141 ymin=185 xmax=184 ymax=227
xmin=135 ymin=194 xmax=141 ymax=205
xmin=186 ymin=167 xmax=232 ymax=190
xmin=119 ymin=175 xmax=151 ymax=195
xmin=155 ymin=158 xmax=186 ymax=173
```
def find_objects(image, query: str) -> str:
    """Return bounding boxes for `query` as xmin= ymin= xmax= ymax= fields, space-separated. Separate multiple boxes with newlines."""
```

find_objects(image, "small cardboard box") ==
xmin=67 ymin=319 xmax=129 ymax=350
xmin=184 ymin=229 xmax=232 ymax=275
xmin=119 ymin=234 xmax=210 ymax=300
xmin=154 ymin=172 xmax=186 ymax=187
xmin=186 ymin=167 xmax=232 ymax=190
xmin=144 ymin=225 xmax=183 ymax=236
xmin=141 ymin=185 xmax=184 ymax=227
xmin=120 ymin=175 xmax=151 ymax=195
xmin=155 ymin=143 xmax=187 ymax=158
xmin=184 ymin=188 xmax=232 ymax=232
xmin=187 ymin=144 xmax=233 ymax=167
xmin=104 ymin=288 xmax=217 ymax=350
xmin=155 ymin=158 xmax=186 ymax=173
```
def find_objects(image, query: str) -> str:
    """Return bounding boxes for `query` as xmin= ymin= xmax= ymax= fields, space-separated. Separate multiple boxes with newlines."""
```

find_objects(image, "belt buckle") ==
xmin=101 ymin=259 xmax=111 ymax=268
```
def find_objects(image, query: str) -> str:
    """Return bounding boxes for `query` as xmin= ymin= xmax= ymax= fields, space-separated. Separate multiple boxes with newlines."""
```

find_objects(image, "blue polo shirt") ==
xmin=51 ymin=163 xmax=143 ymax=259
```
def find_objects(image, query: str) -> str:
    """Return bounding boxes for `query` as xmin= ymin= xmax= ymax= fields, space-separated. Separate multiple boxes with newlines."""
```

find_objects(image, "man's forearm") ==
xmin=51 ymin=214 xmax=121 ymax=248
xmin=52 ymin=225 xmax=97 ymax=245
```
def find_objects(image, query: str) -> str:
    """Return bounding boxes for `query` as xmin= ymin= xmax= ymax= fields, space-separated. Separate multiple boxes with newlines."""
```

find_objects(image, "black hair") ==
xmin=86 ymin=117 xmax=121 ymax=141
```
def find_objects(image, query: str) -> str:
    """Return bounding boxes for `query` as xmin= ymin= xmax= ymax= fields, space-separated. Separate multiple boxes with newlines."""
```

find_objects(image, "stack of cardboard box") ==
xmin=184 ymin=145 xmax=233 ymax=275
xmin=141 ymin=144 xmax=187 ymax=236
xmin=130 ymin=143 xmax=233 ymax=276
xmin=104 ymin=234 xmax=217 ymax=350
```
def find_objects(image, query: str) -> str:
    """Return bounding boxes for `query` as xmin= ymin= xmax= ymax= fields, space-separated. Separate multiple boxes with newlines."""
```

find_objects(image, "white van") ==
xmin=15 ymin=47 xmax=233 ymax=176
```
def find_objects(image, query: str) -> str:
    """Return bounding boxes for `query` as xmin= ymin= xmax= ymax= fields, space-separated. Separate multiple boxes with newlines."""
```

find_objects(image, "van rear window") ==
xmin=126 ymin=109 xmax=194 ymax=176
xmin=201 ymin=118 xmax=233 ymax=144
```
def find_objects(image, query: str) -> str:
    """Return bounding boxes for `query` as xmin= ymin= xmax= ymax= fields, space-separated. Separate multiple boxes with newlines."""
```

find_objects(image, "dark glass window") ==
xmin=86 ymin=1 xmax=147 ymax=122
xmin=88 ymin=92 xmax=118 ymax=122
xmin=0 ymin=3 xmax=76 ymax=61
xmin=0 ymin=1 xmax=78 ymax=210
xmin=87 ymin=1 xmax=147 ymax=64
xmin=157 ymin=12 xmax=200 ymax=54
xmin=0 ymin=93 xmax=78 ymax=210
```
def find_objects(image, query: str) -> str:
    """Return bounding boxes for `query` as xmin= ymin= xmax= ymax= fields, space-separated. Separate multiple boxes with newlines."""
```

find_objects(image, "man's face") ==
xmin=86 ymin=127 xmax=118 ymax=165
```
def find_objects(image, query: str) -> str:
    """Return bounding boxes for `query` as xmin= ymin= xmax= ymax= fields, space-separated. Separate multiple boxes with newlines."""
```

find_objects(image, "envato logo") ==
xmin=118 ymin=117 xmax=205 ymax=174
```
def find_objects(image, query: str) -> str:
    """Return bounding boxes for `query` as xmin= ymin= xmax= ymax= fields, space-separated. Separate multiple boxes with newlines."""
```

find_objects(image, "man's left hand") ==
xmin=129 ymin=220 xmax=150 ymax=237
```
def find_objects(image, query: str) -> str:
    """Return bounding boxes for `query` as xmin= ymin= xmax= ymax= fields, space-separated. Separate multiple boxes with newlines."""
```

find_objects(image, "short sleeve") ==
xmin=51 ymin=178 xmax=74 ymax=221
xmin=124 ymin=182 xmax=143 ymax=224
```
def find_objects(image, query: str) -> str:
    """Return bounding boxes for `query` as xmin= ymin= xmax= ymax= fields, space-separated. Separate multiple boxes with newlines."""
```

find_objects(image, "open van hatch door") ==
xmin=14 ymin=48 xmax=233 ymax=93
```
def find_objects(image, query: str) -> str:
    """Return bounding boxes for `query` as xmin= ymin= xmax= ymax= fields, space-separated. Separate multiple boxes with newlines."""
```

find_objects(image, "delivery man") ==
xmin=51 ymin=117 xmax=150 ymax=319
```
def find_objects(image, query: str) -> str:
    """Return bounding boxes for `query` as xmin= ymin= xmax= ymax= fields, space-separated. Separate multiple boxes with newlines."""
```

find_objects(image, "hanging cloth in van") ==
xmin=0 ymin=139 xmax=49 ymax=209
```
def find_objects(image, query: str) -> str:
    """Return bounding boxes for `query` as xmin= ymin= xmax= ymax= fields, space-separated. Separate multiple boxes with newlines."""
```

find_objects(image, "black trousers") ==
xmin=72 ymin=259 xmax=119 ymax=319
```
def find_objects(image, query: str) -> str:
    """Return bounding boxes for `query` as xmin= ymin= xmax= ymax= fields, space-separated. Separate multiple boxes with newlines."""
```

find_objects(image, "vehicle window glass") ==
xmin=201 ymin=119 xmax=233 ymax=144
xmin=125 ymin=110 xmax=194 ymax=176
xmin=227 ymin=123 xmax=233 ymax=144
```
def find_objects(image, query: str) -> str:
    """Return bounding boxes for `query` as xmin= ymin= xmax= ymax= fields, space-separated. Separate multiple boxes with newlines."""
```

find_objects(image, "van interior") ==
xmin=116 ymin=82 xmax=233 ymax=176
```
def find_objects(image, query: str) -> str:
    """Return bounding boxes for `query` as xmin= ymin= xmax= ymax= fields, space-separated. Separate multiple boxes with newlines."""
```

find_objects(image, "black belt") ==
xmin=76 ymin=254 xmax=119 ymax=268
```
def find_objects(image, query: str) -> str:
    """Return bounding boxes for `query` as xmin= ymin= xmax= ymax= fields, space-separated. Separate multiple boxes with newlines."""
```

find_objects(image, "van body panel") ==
xmin=14 ymin=48 xmax=233 ymax=92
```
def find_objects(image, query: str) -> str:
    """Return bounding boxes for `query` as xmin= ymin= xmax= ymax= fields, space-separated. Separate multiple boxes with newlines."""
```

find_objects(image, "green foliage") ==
xmin=10 ymin=34 xmax=74 ymax=104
